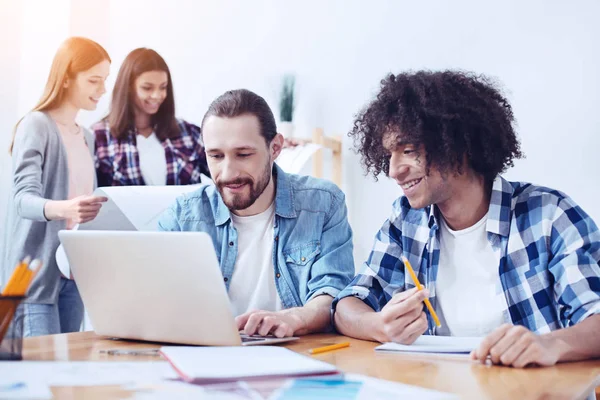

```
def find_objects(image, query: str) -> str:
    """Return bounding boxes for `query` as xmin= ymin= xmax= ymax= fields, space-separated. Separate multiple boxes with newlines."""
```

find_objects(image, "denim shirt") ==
xmin=158 ymin=164 xmax=355 ymax=308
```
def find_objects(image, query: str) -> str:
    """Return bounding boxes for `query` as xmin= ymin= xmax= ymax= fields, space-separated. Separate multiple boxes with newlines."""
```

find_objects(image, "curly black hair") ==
xmin=350 ymin=70 xmax=524 ymax=182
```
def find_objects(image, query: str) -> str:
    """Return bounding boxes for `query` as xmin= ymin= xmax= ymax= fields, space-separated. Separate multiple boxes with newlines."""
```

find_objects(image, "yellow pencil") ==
xmin=309 ymin=342 xmax=350 ymax=355
xmin=401 ymin=255 xmax=442 ymax=328
xmin=2 ymin=257 xmax=31 ymax=296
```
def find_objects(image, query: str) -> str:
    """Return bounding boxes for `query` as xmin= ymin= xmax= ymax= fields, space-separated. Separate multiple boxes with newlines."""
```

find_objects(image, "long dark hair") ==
xmin=107 ymin=48 xmax=179 ymax=140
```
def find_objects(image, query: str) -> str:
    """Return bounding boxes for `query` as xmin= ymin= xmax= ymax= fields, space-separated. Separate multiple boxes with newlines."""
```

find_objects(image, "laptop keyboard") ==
xmin=241 ymin=336 xmax=269 ymax=343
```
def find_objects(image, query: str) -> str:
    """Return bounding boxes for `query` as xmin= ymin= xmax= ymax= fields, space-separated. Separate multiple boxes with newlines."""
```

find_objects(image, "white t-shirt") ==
xmin=228 ymin=202 xmax=283 ymax=316
xmin=137 ymin=133 xmax=167 ymax=185
xmin=435 ymin=214 xmax=509 ymax=337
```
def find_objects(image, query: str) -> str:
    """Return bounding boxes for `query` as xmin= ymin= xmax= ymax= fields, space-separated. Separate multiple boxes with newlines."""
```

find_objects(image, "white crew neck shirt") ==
xmin=435 ymin=214 xmax=509 ymax=336
xmin=228 ymin=202 xmax=283 ymax=316
xmin=137 ymin=132 xmax=166 ymax=185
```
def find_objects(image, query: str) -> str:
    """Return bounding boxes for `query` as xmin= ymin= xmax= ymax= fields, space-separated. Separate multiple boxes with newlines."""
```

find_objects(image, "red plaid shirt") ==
xmin=93 ymin=119 xmax=209 ymax=186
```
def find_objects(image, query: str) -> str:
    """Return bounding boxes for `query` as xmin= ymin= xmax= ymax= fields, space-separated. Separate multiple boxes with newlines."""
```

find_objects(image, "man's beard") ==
xmin=216 ymin=161 xmax=272 ymax=211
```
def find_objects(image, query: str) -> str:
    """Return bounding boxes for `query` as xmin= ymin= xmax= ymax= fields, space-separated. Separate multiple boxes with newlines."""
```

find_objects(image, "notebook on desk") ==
xmin=375 ymin=336 xmax=482 ymax=354
xmin=160 ymin=346 xmax=339 ymax=383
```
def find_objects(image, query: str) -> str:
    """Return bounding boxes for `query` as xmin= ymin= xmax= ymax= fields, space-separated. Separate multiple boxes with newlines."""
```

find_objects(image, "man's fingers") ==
xmin=383 ymin=308 xmax=424 ymax=342
xmin=399 ymin=312 xmax=428 ymax=344
xmin=273 ymin=323 xmax=293 ymax=338
xmin=258 ymin=316 xmax=277 ymax=336
xmin=489 ymin=326 xmax=529 ymax=364
xmin=388 ymin=287 xmax=420 ymax=305
xmin=235 ymin=313 xmax=251 ymax=330
xmin=383 ymin=289 xmax=428 ymax=323
xmin=243 ymin=312 xmax=266 ymax=335
xmin=473 ymin=324 xmax=513 ymax=362
xmin=383 ymin=303 xmax=422 ymax=328
xmin=511 ymin=345 xmax=539 ymax=368
xmin=497 ymin=332 xmax=532 ymax=366
xmin=391 ymin=311 xmax=428 ymax=344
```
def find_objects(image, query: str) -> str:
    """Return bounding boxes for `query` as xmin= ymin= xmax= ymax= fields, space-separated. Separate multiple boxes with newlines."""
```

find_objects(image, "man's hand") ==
xmin=376 ymin=287 xmax=429 ymax=344
xmin=471 ymin=324 xmax=565 ymax=368
xmin=236 ymin=310 xmax=304 ymax=338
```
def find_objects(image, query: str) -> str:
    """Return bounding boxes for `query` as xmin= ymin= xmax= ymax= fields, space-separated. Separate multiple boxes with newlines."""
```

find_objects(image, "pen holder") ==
xmin=0 ymin=296 xmax=25 ymax=360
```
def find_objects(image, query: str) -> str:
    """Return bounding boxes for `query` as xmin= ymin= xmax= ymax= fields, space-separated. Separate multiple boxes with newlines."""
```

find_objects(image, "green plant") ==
xmin=279 ymin=74 xmax=295 ymax=122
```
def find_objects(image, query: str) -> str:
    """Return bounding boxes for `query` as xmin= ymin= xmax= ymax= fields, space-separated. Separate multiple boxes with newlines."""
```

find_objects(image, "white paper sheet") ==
xmin=56 ymin=184 xmax=203 ymax=277
xmin=160 ymin=346 xmax=338 ymax=382
xmin=82 ymin=185 xmax=202 ymax=231
xmin=0 ymin=361 xmax=178 ymax=387
xmin=375 ymin=336 xmax=482 ymax=354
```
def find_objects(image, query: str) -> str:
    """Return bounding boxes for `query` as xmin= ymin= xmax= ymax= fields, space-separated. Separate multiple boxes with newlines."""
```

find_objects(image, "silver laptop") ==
xmin=58 ymin=230 xmax=298 ymax=346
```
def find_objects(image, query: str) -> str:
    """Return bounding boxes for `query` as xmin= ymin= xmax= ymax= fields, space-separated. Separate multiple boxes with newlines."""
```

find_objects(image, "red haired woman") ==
xmin=4 ymin=37 xmax=110 ymax=336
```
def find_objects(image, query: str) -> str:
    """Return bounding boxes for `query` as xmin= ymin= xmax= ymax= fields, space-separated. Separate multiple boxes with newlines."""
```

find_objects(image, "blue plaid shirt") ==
xmin=333 ymin=176 xmax=600 ymax=335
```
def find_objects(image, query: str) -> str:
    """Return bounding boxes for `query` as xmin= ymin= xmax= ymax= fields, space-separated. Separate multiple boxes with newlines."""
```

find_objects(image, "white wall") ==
xmin=1 ymin=0 xmax=599 ymax=271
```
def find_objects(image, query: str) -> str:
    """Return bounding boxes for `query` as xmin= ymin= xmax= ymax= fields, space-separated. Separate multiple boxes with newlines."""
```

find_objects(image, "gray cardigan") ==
xmin=2 ymin=111 xmax=96 ymax=304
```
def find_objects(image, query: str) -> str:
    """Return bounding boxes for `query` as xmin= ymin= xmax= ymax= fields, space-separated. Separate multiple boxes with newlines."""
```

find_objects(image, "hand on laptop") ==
xmin=236 ymin=310 xmax=302 ymax=338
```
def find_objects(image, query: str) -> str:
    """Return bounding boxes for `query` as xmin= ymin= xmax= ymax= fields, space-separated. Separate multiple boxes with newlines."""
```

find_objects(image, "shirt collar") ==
xmin=214 ymin=164 xmax=296 ymax=226
xmin=485 ymin=175 xmax=513 ymax=237
xmin=423 ymin=175 xmax=512 ymax=237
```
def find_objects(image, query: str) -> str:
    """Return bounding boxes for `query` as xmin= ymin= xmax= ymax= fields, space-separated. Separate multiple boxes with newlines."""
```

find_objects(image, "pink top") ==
xmin=60 ymin=128 xmax=95 ymax=229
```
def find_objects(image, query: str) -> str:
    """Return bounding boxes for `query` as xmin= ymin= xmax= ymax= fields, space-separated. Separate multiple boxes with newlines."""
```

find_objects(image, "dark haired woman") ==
xmin=93 ymin=48 xmax=209 ymax=186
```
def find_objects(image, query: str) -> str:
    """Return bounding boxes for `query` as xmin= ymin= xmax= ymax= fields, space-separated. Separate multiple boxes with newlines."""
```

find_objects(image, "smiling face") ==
xmin=63 ymin=60 xmax=110 ymax=111
xmin=384 ymin=131 xmax=454 ymax=210
xmin=202 ymin=113 xmax=283 ymax=215
xmin=133 ymin=70 xmax=168 ymax=117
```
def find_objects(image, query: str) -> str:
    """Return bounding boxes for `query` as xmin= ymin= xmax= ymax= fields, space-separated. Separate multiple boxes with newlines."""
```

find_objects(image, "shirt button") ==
xmin=224 ymin=277 xmax=228 ymax=282
xmin=274 ymin=236 xmax=279 ymax=241
xmin=229 ymin=241 xmax=234 ymax=247
xmin=276 ymin=273 xmax=281 ymax=278
xmin=301 ymin=257 xmax=306 ymax=262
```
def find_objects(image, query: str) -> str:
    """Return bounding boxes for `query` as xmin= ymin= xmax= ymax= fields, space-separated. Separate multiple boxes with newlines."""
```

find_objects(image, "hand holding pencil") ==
xmin=373 ymin=255 xmax=440 ymax=345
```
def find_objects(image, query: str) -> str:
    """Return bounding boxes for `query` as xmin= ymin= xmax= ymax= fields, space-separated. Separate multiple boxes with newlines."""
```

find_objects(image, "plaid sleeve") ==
xmin=184 ymin=121 xmax=210 ymax=180
xmin=332 ymin=199 xmax=408 ymax=312
xmin=549 ymin=196 xmax=600 ymax=326
xmin=93 ymin=123 xmax=114 ymax=187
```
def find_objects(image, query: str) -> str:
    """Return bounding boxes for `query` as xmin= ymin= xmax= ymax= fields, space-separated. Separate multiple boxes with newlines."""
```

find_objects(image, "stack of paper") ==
xmin=160 ymin=346 xmax=339 ymax=383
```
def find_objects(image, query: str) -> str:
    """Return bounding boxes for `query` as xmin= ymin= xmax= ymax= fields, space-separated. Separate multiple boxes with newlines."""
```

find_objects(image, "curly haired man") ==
xmin=333 ymin=70 xmax=600 ymax=368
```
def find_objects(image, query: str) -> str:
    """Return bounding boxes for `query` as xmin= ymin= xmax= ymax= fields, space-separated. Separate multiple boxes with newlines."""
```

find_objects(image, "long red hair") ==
xmin=9 ymin=36 xmax=110 ymax=153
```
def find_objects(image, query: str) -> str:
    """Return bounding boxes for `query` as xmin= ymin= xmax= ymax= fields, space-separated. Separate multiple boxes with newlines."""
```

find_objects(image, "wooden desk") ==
xmin=22 ymin=331 xmax=600 ymax=399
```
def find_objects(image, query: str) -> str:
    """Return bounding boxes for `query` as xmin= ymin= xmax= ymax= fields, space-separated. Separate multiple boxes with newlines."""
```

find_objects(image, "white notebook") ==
xmin=160 ymin=346 xmax=339 ymax=383
xmin=375 ymin=336 xmax=482 ymax=354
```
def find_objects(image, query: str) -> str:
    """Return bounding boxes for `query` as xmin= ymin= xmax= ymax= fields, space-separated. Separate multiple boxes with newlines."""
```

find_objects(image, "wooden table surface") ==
xmin=20 ymin=331 xmax=600 ymax=399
